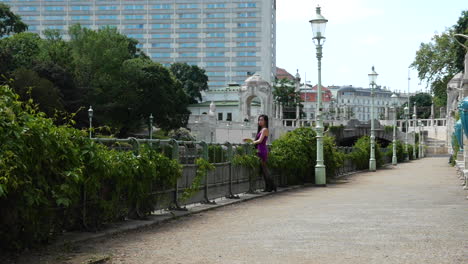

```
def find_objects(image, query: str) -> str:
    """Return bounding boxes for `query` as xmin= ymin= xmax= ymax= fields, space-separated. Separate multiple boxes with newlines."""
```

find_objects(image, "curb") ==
xmin=52 ymin=184 xmax=305 ymax=248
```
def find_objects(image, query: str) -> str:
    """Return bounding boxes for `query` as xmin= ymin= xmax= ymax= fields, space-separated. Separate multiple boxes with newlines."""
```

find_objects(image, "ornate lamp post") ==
xmin=391 ymin=93 xmax=398 ymax=165
xmin=368 ymin=66 xmax=378 ymax=171
xmin=404 ymin=106 xmax=409 ymax=161
xmin=309 ymin=6 xmax=328 ymax=185
xmin=149 ymin=113 xmax=154 ymax=146
xmin=413 ymin=104 xmax=417 ymax=159
xmin=88 ymin=106 xmax=93 ymax=139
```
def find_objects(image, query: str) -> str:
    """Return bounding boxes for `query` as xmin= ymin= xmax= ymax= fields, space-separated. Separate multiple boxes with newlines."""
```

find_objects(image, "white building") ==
xmin=6 ymin=0 xmax=276 ymax=89
xmin=336 ymin=86 xmax=409 ymax=121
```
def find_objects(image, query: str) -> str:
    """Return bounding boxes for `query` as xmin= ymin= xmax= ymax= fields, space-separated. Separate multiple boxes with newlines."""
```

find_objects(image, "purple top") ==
xmin=255 ymin=129 xmax=268 ymax=162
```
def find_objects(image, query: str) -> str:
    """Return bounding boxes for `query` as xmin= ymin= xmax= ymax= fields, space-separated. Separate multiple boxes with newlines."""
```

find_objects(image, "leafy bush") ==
xmin=268 ymin=127 xmax=344 ymax=183
xmin=0 ymin=85 xmax=182 ymax=250
xmin=349 ymin=136 xmax=384 ymax=170
xmin=385 ymin=140 xmax=406 ymax=162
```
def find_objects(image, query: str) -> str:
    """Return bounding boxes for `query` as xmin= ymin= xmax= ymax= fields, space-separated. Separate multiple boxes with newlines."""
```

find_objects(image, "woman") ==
xmin=244 ymin=115 xmax=276 ymax=192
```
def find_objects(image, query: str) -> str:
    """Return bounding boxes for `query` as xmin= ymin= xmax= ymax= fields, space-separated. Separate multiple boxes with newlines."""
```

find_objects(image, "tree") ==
xmin=411 ymin=11 xmax=468 ymax=107
xmin=409 ymin=93 xmax=432 ymax=119
xmin=169 ymin=63 xmax=208 ymax=103
xmin=0 ymin=3 xmax=27 ymax=38
xmin=273 ymin=78 xmax=301 ymax=119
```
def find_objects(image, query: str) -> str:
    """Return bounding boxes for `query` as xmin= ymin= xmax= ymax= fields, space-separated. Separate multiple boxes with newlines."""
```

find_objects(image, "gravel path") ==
xmin=12 ymin=157 xmax=468 ymax=264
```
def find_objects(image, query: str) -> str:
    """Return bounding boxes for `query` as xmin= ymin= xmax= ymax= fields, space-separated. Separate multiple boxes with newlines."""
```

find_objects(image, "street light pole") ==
xmin=149 ymin=113 xmax=154 ymax=146
xmin=88 ymin=106 xmax=93 ymax=139
xmin=368 ymin=66 xmax=379 ymax=171
xmin=309 ymin=6 xmax=328 ymax=186
xmin=413 ymin=104 xmax=417 ymax=159
xmin=391 ymin=93 xmax=398 ymax=165
xmin=404 ymin=106 xmax=409 ymax=161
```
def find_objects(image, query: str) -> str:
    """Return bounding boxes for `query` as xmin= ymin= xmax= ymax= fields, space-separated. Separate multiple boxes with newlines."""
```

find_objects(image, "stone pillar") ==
xmin=280 ymin=104 xmax=284 ymax=119
xmin=431 ymin=103 xmax=435 ymax=120
xmin=384 ymin=107 xmax=389 ymax=120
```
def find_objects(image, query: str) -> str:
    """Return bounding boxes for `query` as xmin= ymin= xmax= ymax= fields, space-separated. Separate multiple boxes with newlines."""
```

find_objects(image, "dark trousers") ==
xmin=260 ymin=161 xmax=276 ymax=190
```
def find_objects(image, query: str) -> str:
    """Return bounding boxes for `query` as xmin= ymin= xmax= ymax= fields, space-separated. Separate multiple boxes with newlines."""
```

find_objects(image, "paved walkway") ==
xmin=13 ymin=157 xmax=468 ymax=263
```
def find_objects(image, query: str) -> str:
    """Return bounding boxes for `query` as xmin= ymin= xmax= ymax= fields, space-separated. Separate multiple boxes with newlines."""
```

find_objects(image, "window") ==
xmin=152 ymin=14 xmax=171 ymax=19
xmin=238 ymin=22 xmax=256 ymax=28
xmin=237 ymin=61 xmax=256 ymax=66
xmin=237 ymin=32 xmax=256 ymax=37
xmin=179 ymin=33 xmax=198 ymax=38
xmin=45 ymin=25 xmax=64 ymax=29
xmin=152 ymin=24 xmax=171 ymax=29
xmin=153 ymin=4 xmax=171 ymax=9
xmin=125 ymin=15 xmax=144 ymax=19
xmin=218 ymin=113 xmax=223 ymax=121
xmin=180 ymin=23 xmax=198 ymax=29
xmin=99 ymin=15 xmax=118 ymax=20
xmin=180 ymin=43 xmax=197 ymax=48
xmin=178 ymin=4 xmax=198 ymax=8
xmin=207 ymin=52 xmax=224 ymax=57
xmin=237 ymin=52 xmax=256 ymax=56
xmin=126 ymin=24 xmax=144 ymax=29
xmin=72 ymin=15 xmax=91 ymax=20
xmin=98 ymin=6 xmax=117 ymax=10
xmin=227 ymin=113 xmax=232 ymax=121
xmin=207 ymin=72 xmax=224 ymax=77
xmin=152 ymin=43 xmax=171 ymax=48
xmin=238 ymin=42 xmax=256 ymax=47
xmin=19 ymin=6 xmax=37 ymax=11
xmin=44 ymin=16 xmax=64 ymax=20
xmin=238 ymin=3 xmax=257 ymax=8
xmin=180 ymin=53 xmax=198 ymax=57
xmin=207 ymin=32 xmax=224 ymax=38
xmin=45 ymin=6 xmax=64 ymax=11
xmin=152 ymin=34 xmax=170 ymax=38
xmin=206 ymin=42 xmax=224 ymax=48
xmin=238 ymin=12 xmax=256 ymax=17
xmin=207 ymin=13 xmax=224 ymax=18
xmin=207 ymin=3 xmax=225 ymax=8
xmin=127 ymin=34 xmax=144 ymax=39
xmin=125 ymin=5 xmax=144 ymax=10
xmin=152 ymin=53 xmax=171 ymax=58
xmin=207 ymin=23 xmax=224 ymax=28
xmin=71 ymin=6 xmax=90 ymax=11
xmin=207 ymin=62 xmax=225 ymax=67
xmin=180 ymin=14 xmax=198 ymax=19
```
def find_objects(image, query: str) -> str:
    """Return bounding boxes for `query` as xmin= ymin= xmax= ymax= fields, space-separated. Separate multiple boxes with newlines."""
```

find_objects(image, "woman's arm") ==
xmin=253 ymin=128 xmax=268 ymax=145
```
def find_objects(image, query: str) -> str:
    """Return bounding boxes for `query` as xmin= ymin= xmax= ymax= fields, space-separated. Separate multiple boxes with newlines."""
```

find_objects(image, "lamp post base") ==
xmin=392 ymin=156 xmax=397 ymax=166
xmin=315 ymin=166 xmax=326 ymax=186
xmin=369 ymin=159 xmax=376 ymax=172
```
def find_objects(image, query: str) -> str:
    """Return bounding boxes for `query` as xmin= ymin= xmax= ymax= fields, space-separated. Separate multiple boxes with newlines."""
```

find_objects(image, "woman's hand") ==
xmin=243 ymin=138 xmax=253 ymax=143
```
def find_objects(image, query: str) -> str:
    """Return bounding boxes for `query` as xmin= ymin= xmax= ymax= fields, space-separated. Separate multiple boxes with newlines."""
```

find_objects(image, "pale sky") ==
xmin=276 ymin=0 xmax=467 ymax=93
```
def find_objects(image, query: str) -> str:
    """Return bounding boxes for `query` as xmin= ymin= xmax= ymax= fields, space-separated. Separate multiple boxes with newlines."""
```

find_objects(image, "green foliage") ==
xmin=0 ymin=25 xmax=191 ymax=136
xmin=208 ymin=145 xmax=227 ymax=163
xmin=0 ymin=3 xmax=28 ymax=37
xmin=407 ymin=144 xmax=414 ymax=160
xmin=349 ymin=136 xmax=384 ymax=170
xmin=328 ymin=125 xmax=344 ymax=135
xmin=268 ymin=127 xmax=343 ymax=183
xmin=170 ymin=62 xmax=208 ymax=103
xmin=385 ymin=140 xmax=406 ymax=162
xmin=409 ymin=93 xmax=433 ymax=118
xmin=410 ymin=11 xmax=468 ymax=107
xmin=384 ymin=126 xmax=394 ymax=134
xmin=181 ymin=158 xmax=214 ymax=201
xmin=273 ymin=78 xmax=300 ymax=119
xmin=232 ymin=153 xmax=260 ymax=169
xmin=0 ymin=85 xmax=182 ymax=250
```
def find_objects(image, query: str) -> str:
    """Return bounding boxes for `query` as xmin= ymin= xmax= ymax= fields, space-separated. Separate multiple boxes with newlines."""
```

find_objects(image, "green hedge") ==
xmin=348 ymin=136 xmax=384 ymax=170
xmin=385 ymin=140 xmax=406 ymax=162
xmin=268 ymin=127 xmax=344 ymax=184
xmin=0 ymin=85 xmax=181 ymax=250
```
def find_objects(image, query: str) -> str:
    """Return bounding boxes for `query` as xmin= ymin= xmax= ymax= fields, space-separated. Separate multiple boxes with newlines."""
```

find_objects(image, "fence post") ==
xmin=225 ymin=142 xmax=240 ymax=199
xmin=169 ymin=139 xmax=187 ymax=211
xmin=245 ymin=143 xmax=257 ymax=193
xmin=200 ymin=141 xmax=216 ymax=204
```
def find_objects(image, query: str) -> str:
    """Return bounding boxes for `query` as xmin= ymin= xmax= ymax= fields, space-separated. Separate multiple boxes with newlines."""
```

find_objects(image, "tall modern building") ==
xmin=4 ymin=0 xmax=276 ymax=89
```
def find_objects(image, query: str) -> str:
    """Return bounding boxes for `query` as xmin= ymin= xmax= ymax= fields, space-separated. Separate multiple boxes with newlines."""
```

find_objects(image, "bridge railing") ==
xmin=90 ymin=137 xmax=402 ymax=210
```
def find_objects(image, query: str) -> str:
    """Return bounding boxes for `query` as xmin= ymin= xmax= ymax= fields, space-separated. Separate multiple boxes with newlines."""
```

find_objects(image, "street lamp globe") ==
xmin=404 ymin=106 xmax=409 ymax=115
xmin=309 ymin=6 xmax=328 ymax=40
xmin=368 ymin=66 xmax=378 ymax=86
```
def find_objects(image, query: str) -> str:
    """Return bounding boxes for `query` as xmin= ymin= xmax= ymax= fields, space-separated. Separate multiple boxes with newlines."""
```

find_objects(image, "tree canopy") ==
xmin=170 ymin=62 xmax=208 ymax=103
xmin=410 ymin=10 xmax=468 ymax=107
xmin=0 ymin=23 xmax=198 ymax=136
xmin=0 ymin=3 xmax=27 ymax=37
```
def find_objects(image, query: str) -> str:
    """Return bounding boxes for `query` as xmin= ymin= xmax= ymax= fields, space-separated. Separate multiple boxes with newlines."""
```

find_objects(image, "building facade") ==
xmin=336 ymin=85 xmax=408 ymax=121
xmin=4 ymin=0 xmax=276 ymax=89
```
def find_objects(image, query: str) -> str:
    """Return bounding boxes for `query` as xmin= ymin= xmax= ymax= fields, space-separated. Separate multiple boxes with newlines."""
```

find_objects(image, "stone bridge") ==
xmin=327 ymin=119 xmax=414 ymax=147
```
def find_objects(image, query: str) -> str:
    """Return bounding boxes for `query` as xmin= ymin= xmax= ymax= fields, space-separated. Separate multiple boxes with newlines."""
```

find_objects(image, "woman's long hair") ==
xmin=257 ymin=114 xmax=269 ymax=135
